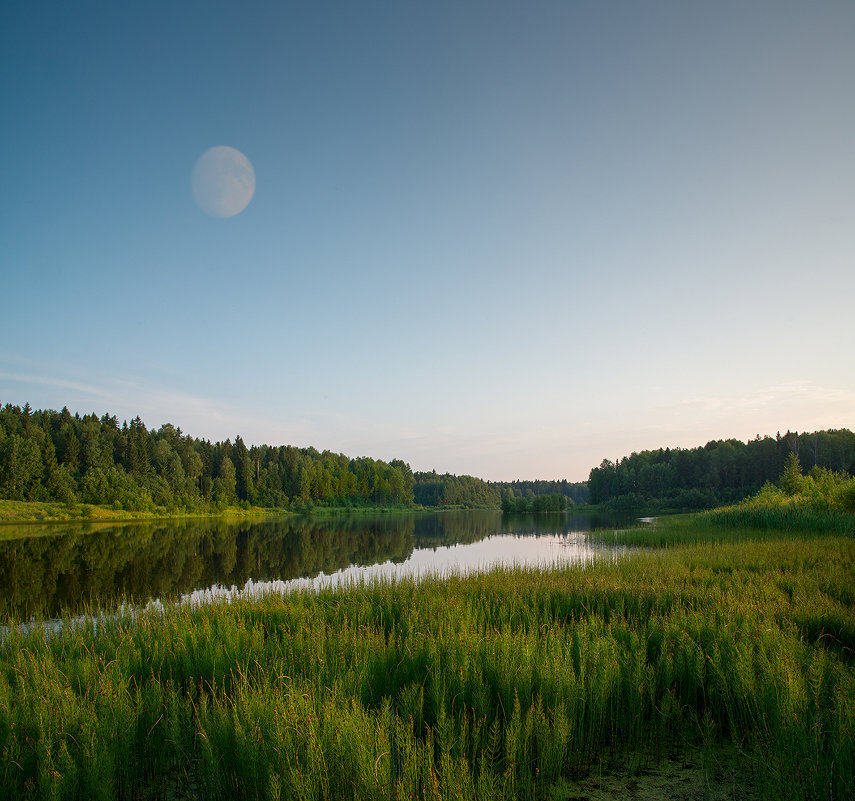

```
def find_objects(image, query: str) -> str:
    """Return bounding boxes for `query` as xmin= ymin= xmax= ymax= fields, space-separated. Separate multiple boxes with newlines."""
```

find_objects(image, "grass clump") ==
xmin=1 ymin=521 xmax=854 ymax=799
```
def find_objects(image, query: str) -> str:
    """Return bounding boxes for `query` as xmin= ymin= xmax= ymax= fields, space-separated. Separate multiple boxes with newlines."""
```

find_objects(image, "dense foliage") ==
xmin=493 ymin=479 xmax=588 ymax=505
xmin=5 ymin=401 xmax=853 ymax=518
xmin=412 ymin=474 xmax=589 ymax=511
xmin=500 ymin=492 xmax=566 ymax=514
xmin=588 ymin=428 xmax=855 ymax=510
xmin=701 ymin=452 xmax=855 ymax=534
xmin=2 ymin=520 xmax=853 ymax=800
xmin=0 ymin=403 xmax=416 ymax=511
xmin=0 ymin=403 xmax=587 ymax=513
xmin=412 ymin=471 xmax=502 ymax=508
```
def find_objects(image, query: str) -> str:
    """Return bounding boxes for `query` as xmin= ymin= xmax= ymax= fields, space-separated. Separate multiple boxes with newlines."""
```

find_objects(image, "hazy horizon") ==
xmin=3 ymin=2 xmax=853 ymax=482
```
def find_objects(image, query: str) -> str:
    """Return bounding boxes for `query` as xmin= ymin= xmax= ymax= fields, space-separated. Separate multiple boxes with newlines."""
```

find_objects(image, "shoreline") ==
xmin=0 ymin=498 xmax=512 ymax=526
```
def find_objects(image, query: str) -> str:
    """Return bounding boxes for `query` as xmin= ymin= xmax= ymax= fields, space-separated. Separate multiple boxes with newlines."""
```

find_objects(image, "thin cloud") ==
xmin=0 ymin=371 xmax=108 ymax=398
xmin=659 ymin=381 xmax=854 ymax=418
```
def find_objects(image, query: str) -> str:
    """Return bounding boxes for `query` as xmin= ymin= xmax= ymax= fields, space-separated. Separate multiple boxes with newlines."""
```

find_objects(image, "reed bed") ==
xmin=1 ymin=521 xmax=853 ymax=800
xmin=701 ymin=503 xmax=855 ymax=535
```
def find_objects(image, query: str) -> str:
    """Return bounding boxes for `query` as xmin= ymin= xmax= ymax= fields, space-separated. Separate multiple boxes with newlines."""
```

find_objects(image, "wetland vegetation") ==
xmin=2 ymin=513 xmax=853 ymax=800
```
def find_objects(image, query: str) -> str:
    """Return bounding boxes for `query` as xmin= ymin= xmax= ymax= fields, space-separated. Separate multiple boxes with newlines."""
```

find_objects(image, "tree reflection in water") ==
xmin=0 ymin=510 xmax=628 ymax=621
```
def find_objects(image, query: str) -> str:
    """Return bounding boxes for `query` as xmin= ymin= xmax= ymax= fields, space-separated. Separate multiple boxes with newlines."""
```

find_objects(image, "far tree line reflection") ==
xmin=1 ymin=511 xmax=627 ymax=620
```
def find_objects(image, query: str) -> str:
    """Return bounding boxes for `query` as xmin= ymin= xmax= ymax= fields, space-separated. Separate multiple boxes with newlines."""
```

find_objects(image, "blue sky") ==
xmin=2 ymin=1 xmax=853 ymax=481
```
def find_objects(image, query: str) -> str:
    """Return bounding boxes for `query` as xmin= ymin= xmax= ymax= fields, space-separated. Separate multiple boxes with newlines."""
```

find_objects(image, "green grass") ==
xmin=0 ymin=498 xmax=288 ymax=526
xmin=700 ymin=502 xmax=855 ymax=535
xmin=1 ymin=518 xmax=853 ymax=799
xmin=0 ymin=498 xmax=435 ymax=526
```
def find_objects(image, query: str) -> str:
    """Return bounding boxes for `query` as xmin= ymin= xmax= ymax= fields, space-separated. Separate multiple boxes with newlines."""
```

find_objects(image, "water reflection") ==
xmin=0 ymin=511 xmax=630 ymax=622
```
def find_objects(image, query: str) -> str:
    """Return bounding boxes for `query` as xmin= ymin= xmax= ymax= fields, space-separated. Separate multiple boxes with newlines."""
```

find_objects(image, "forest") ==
xmin=0 ymin=403 xmax=416 ymax=511
xmin=494 ymin=479 xmax=588 ymax=506
xmin=2 ymin=402 xmax=853 ymax=516
xmin=500 ymin=492 xmax=567 ymax=514
xmin=412 ymin=471 xmax=502 ymax=509
xmin=587 ymin=428 xmax=855 ymax=510
xmin=412 ymin=474 xmax=588 ymax=509
xmin=0 ymin=403 xmax=593 ymax=514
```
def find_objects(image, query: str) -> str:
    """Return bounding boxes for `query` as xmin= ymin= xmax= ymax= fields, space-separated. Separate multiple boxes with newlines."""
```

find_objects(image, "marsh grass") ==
xmin=1 ymin=519 xmax=853 ymax=799
xmin=701 ymin=503 xmax=855 ymax=535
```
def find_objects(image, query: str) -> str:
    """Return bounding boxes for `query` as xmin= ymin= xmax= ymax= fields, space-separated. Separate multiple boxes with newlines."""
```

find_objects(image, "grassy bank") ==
xmin=0 ymin=499 xmax=448 ymax=525
xmin=1 ymin=518 xmax=853 ymax=800
xmin=0 ymin=498 xmax=288 ymax=526
xmin=289 ymin=503 xmax=447 ymax=516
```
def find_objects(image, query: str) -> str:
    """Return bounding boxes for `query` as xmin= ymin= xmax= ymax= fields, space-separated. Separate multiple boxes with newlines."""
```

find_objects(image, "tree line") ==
xmin=412 ymin=473 xmax=589 ymax=510
xmin=0 ymin=402 xmax=583 ymax=513
xmin=587 ymin=429 xmax=855 ymax=511
xmin=0 ymin=403 xmax=416 ymax=511
xmin=412 ymin=471 xmax=502 ymax=508
xmin=500 ymin=492 xmax=567 ymax=514
xmin=5 ymin=402 xmax=849 ymax=515
xmin=494 ymin=479 xmax=588 ymax=506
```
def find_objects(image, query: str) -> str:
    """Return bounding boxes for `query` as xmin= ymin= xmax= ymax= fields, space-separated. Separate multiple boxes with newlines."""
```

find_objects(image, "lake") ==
xmin=0 ymin=510 xmax=634 ymax=623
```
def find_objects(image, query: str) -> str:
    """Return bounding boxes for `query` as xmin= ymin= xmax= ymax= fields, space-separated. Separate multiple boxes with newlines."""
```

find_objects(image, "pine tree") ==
xmin=780 ymin=452 xmax=805 ymax=496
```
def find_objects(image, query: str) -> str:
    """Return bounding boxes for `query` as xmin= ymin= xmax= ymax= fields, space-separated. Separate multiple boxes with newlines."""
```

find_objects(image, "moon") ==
xmin=191 ymin=146 xmax=255 ymax=218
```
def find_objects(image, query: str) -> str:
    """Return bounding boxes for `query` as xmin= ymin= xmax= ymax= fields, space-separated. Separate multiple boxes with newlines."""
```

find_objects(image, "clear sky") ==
xmin=2 ymin=1 xmax=853 ymax=482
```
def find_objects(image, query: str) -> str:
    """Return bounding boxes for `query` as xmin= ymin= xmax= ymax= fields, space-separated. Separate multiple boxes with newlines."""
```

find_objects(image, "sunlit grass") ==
xmin=1 ymin=518 xmax=853 ymax=799
xmin=0 ymin=497 xmax=282 ymax=526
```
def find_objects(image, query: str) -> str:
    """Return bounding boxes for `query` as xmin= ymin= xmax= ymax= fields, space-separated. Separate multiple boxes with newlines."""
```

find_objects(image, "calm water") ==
xmin=0 ymin=510 xmax=634 ymax=622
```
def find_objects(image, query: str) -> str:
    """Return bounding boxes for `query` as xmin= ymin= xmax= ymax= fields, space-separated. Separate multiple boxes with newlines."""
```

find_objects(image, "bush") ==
xmin=834 ymin=479 xmax=855 ymax=513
